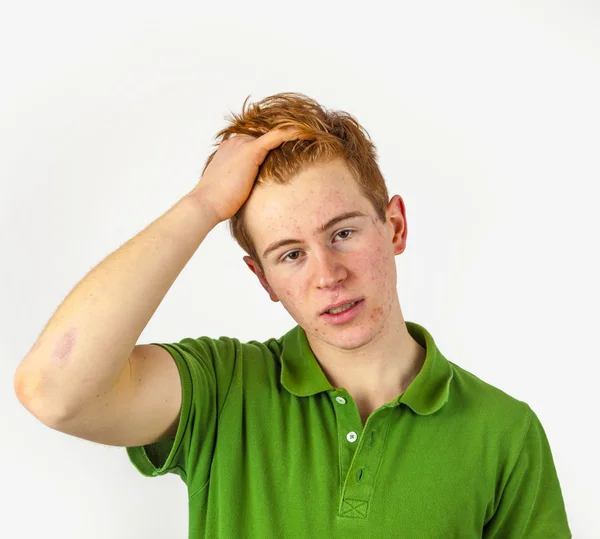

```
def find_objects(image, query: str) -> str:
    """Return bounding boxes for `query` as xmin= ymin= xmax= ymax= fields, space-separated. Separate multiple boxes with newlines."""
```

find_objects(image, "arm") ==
xmin=13 ymin=127 xmax=305 ymax=430
xmin=14 ymin=192 xmax=220 ymax=424
xmin=482 ymin=407 xmax=572 ymax=538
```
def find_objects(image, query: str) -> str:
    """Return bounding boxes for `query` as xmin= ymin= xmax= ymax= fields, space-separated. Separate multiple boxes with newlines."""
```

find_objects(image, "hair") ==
xmin=200 ymin=92 xmax=390 ymax=273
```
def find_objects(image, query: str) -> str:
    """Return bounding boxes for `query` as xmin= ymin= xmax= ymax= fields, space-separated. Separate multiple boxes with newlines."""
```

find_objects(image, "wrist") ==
xmin=182 ymin=188 xmax=223 ymax=228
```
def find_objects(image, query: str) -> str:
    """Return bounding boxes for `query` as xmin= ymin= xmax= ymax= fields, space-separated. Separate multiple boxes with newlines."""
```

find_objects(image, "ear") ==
xmin=385 ymin=195 xmax=408 ymax=256
xmin=243 ymin=256 xmax=280 ymax=302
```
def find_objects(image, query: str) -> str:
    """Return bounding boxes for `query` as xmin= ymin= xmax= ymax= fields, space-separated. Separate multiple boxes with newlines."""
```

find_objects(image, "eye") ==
xmin=279 ymin=230 xmax=355 ymax=264
xmin=335 ymin=229 xmax=354 ymax=241
xmin=281 ymin=250 xmax=303 ymax=263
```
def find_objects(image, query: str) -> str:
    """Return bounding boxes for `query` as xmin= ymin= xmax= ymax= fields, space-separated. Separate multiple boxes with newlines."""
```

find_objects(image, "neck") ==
xmin=306 ymin=297 xmax=426 ymax=410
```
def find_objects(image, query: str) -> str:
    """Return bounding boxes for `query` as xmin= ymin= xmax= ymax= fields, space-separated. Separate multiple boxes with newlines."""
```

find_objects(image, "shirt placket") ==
xmin=330 ymin=389 xmax=393 ymax=520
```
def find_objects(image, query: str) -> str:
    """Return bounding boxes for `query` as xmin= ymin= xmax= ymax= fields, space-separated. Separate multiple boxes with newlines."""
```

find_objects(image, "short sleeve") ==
xmin=125 ymin=336 xmax=238 ymax=493
xmin=483 ymin=405 xmax=571 ymax=538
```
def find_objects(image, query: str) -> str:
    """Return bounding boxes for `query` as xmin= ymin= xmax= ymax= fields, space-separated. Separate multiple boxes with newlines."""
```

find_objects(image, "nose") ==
xmin=313 ymin=249 xmax=347 ymax=289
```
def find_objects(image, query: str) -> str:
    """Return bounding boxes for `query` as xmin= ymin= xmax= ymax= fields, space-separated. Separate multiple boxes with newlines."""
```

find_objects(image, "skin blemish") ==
xmin=371 ymin=306 xmax=384 ymax=320
xmin=243 ymin=158 xmax=407 ymax=354
xmin=51 ymin=327 xmax=77 ymax=368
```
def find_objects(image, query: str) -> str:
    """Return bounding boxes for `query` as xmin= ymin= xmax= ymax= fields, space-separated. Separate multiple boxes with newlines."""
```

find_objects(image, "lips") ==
xmin=320 ymin=298 xmax=363 ymax=315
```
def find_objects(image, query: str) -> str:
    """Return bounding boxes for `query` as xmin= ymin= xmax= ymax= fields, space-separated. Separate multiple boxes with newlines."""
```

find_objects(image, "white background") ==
xmin=2 ymin=0 xmax=598 ymax=537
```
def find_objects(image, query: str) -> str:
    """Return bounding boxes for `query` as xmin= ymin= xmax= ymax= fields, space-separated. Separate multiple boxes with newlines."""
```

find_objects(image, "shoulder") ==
xmin=447 ymin=360 xmax=533 ymax=436
xmin=157 ymin=332 xmax=287 ymax=372
xmin=169 ymin=333 xmax=279 ymax=358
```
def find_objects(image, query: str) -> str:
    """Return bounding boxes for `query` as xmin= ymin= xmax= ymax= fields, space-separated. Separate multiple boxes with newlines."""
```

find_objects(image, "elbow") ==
xmin=14 ymin=371 xmax=72 ymax=428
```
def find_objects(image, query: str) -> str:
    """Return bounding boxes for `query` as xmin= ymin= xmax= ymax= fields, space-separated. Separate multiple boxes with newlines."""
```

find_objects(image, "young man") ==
xmin=15 ymin=93 xmax=571 ymax=537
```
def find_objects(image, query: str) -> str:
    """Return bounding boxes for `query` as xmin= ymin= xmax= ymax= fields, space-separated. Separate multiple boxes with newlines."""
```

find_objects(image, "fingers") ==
xmin=227 ymin=127 xmax=308 ymax=147
xmin=255 ymin=127 xmax=308 ymax=149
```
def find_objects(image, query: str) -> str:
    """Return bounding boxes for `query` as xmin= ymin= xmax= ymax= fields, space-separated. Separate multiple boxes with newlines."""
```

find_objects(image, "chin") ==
xmin=322 ymin=325 xmax=377 ymax=350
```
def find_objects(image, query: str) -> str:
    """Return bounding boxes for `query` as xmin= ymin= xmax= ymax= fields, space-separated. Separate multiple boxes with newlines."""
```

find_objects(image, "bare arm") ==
xmin=14 ymin=127 xmax=306 ymax=430
xmin=14 ymin=192 xmax=220 ymax=424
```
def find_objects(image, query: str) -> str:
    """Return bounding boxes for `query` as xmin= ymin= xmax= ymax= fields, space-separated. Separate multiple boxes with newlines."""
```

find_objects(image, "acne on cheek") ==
xmin=370 ymin=306 xmax=384 ymax=320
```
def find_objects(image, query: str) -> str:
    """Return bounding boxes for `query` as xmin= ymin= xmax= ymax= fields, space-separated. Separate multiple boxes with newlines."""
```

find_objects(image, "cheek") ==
xmin=370 ymin=306 xmax=385 ymax=320
xmin=356 ymin=246 xmax=393 ymax=283
xmin=280 ymin=284 xmax=305 ymax=309
xmin=358 ymin=247 xmax=397 ymax=318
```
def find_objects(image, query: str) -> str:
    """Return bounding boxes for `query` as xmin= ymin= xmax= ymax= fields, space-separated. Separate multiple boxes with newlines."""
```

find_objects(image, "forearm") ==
xmin=14 ymin=190 xmax=220 ymax=421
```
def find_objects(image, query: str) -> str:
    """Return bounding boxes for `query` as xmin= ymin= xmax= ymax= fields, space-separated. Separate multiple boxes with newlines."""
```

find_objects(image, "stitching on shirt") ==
xmin=341 ymin=498 xmax=369 ymax=518
xmin=189 ymin=478 xmax=210 ymax=501
xmin=215 ymin=337 xmax=240 ymax=425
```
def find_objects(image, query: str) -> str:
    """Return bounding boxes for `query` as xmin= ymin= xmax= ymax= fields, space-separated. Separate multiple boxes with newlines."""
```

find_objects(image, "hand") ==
xmin=190 ymin=127 xmax=307 ymax=223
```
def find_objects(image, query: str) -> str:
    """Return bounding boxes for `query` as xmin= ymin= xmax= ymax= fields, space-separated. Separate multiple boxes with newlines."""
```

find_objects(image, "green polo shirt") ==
xmin=126 ymin=321 xmax=571 ymax=538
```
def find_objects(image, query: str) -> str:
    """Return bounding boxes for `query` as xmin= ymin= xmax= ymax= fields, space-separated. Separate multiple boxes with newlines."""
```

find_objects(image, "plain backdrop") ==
xmin=2 ymin=1 xmax=598 ymax=537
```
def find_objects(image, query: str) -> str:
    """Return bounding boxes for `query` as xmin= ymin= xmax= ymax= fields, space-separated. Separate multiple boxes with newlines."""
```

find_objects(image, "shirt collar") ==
xmin=280 ymin=321 xmax=454 ymax=415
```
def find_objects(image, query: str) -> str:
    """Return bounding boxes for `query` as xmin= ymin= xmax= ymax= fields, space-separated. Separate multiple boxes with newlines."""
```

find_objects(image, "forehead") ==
xmin=244 ymin=159 xmax=372 ymax=246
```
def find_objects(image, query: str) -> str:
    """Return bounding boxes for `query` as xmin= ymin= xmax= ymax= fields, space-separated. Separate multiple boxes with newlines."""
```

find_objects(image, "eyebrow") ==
xmin=262 ymin=211 xmax=369 ymax=260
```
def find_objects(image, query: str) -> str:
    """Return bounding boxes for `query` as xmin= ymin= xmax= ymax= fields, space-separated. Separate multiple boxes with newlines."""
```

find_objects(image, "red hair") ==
xmin=201 ymin=92 xmax=390 ymax=272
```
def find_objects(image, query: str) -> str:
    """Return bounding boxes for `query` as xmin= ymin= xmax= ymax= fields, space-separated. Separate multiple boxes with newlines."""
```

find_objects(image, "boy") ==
xmin=14 ymin=92 xmax=571 ymax=537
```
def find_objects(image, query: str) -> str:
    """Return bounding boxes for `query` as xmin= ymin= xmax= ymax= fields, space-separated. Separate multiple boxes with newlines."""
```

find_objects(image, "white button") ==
xmin=346 ymin=431 xmax=358 ymax=443
xmin=336 ymin=396 xmax=347 ymax=404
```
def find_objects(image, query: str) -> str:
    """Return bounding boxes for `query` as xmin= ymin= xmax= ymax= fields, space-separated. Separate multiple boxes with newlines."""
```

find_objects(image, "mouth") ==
xmin=320 ymin=298 xmax=364 ymax=316
xmin=320 ymin=299 xmax=365 ymax=325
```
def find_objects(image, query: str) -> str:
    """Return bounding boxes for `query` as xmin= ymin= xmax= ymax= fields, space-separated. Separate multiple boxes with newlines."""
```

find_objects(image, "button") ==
xmin=336 ymin=396 xmax=347 ymax=404
xmin=346 ymin=431 xmax=358 ymax=443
